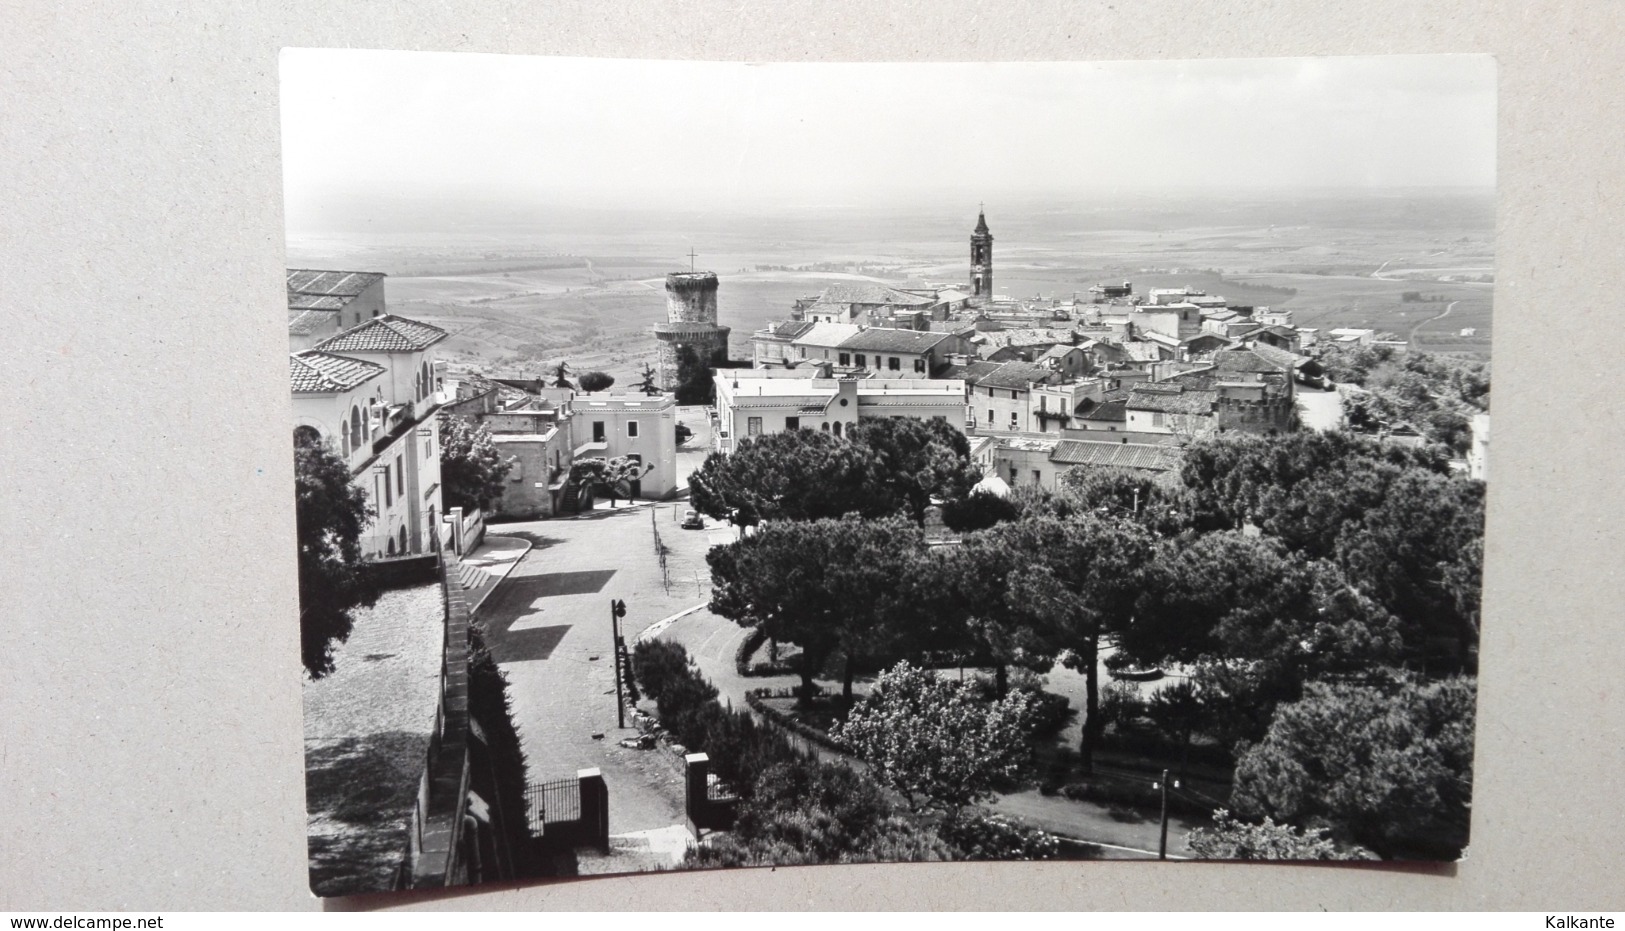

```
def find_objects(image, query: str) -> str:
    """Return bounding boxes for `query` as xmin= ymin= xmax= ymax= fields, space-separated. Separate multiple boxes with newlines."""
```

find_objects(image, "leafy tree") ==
xmin=848 ymin=417 xmax=982 ymax=524
xmin=929 ymin=530 xmax=1058 ymax=696
xmin=833 ymin=661 xmax=1037 ymax=823
xmin=578 ymin=370 xmax=614 ymax=392
xmin=990 ymin=514 xmax=1155 ymax=771
xmin=294 ymin=437 xmax=377 ymax=679
xmin=693 ymin=422 xmax=978 ymax=528
xmin=1230 ymin=674 xmax=1477 ymax=859
xmin=690 ymin=430 xmax=888 ymax=527
xmin=707 ymin=517 xmax=927 ymax=703
xmin=635 ymin=363 xmax=660 ymax=396
xmin=1188 ymin=809 xmax=1373 ymax=860
xmin=551 ymin=361 xmax=574 ymax=389
xmin=939 ymin=488 xmax=1021 ymax=533
xmin=439 ymin=415 xmax=514 ymax=512
xmin=1060 ymin=466 xmax=1188 ymax=538
xmin=673 ymin=344 xmax=716 ymax=405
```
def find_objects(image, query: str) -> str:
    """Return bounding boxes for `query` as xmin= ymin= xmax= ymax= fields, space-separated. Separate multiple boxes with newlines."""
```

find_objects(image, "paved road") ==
xmin=475 ymin=502 xmax=717 ymax=841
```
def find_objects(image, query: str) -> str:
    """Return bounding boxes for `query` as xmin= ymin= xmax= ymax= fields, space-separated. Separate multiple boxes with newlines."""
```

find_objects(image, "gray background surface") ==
xmin=2 ymin=0 xmax=1620 ymax=911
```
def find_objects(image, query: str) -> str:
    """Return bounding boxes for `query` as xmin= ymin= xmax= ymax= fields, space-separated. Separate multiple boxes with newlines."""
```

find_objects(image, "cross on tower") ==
xmin=687 ymin=248 xmax=698 ymax=273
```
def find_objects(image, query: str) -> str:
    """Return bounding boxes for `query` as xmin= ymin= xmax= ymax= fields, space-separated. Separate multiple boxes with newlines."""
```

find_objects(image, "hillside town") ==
xmin=292 ymin=208 xmax=1488 ymax=893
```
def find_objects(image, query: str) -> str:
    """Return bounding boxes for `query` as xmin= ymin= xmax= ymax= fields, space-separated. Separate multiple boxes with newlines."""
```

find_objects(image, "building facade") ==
xmin=292 ymin=312 xmax=448 ymax=560
xmin=713 ymin=372 xmax=967 ymax=453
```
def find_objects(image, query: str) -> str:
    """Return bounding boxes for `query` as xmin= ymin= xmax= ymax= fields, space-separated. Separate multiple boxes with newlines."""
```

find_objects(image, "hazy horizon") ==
xmin=282 ymin=52 xmax=1495 ymax=237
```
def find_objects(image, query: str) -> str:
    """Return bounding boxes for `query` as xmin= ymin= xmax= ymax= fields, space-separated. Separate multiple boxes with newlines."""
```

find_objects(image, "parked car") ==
xmin=675 ymin=423 xmax=693 ymax=444
xmin=681 ymin=509 xmax=705 ymax=530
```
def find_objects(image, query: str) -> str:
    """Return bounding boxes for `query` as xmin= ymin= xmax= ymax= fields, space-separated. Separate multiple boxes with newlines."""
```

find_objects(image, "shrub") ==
xmin=938 ymin=815 xmax=1062 ymax=861
xmin=578 ymin=371 xmax=615 ymax=392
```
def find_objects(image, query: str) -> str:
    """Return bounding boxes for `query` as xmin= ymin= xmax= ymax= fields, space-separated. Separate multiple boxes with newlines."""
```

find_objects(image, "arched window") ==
xmin=832 ymin=422 xmax=843 ymax=438
xmin=422 ymin=362 xmax=432 ymax=398
xmin=820 ymin=423 xmax=830 ymax=432
xmin=386 ymin=537 xmax=397 ymax=556
xmin=398 ymin=526 xmax=408 ymax=554
xmin=349 ymin=406 xmax=363 ymax=450
xmin=293 ymin=425 xmax=321 ymax=448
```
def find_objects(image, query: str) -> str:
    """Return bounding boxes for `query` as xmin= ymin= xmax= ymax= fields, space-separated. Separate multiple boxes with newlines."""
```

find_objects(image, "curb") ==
xmin=632 ymin=602 xmax=709 ymax=645
xmin=466 ymin=534 xmax=533 ymax=618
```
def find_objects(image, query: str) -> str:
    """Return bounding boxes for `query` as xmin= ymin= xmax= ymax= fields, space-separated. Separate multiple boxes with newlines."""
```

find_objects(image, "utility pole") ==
xmin=610 ymin=599 xmax=628 ymax=728
xmin=1154 ymin=768 xmax=1179 ymax=860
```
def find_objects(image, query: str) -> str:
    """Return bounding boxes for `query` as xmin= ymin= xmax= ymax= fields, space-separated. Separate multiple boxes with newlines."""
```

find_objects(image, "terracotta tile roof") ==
xmin=287 ymin=269 xmax=386 ymax=298
xmin=288 ymin=294 xmax=351 ymax=311
xmin=1215 ymin=347 xmax=1293 ymax=374
xmin=315 ymin=314 xmax=448 ymax=353
xmin=1242 ymin=342 xmax=1310 ymax=370
xmin=1051 ymin=440 xmax=1182 ymax=471
xmin=290 ymin=350 xmax=386 ymax=394
xmin=839 ymin=328 xmax=952 ymax=353
xmin=288 ymin=309 xmax=339 ymax=335
xmin=773 ymin=320 xmax=816 ymax=340
xmin=821 ymin=284 xmax=936 ymax=306
xmin=1127 ymin=385 xmax=1217 ymax=414
xmin=972 ymin=361 xmax=1056 ymax=391
xmin=1075 ymin=397 xmax=1127 ymax=422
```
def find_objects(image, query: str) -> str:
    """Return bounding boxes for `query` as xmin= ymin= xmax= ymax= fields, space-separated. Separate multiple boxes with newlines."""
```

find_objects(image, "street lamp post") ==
xmin=1153 ymin=768 xmax=1180 ymax=860
xmin=610 ymin=598 xmax=628 ymax=729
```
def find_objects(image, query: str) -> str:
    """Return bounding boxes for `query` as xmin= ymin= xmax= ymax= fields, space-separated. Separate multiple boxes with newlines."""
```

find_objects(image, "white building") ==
xmin=713 ymin=371 xmax=967 ymax=453
xmin=291 ymin=313 xmax=448 ymax=559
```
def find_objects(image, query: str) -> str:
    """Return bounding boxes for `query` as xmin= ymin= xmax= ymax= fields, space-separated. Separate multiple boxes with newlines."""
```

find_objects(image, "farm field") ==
xmin=286 ymin=190 xmax=1495 ymax=382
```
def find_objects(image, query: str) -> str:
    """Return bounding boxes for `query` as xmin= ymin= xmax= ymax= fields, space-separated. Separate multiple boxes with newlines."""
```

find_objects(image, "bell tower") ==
xmin=970 ymin=206 xmax=994 ymax=300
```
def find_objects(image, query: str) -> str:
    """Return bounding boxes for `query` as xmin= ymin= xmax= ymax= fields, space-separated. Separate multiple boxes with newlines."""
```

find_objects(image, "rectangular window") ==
xmin=839 ymin=353 xmax=850 ymax=366
xmin=888 ymin=356 xmax=901 ymax=371
xmin=747 ymin=417 xmax=762 ymax=436
xmin=1033 ymin=470 xmax=1042 ymax=486
xmin=855 ymin=354 xmax=866 ymax=368
xmin=1010 ymin=412 xmax=1019 ymax=427
xmin=785 ymin=416 xmax=800 ymax=430
xmin=1040 ymin=396 xmax=1048 ymax=412
xmin=914 ymin=359 xmax=926 ymax=373
xmin=627 ymin=420 xmax=639 ymax=438
xmin=988 ymin=408 xmax=995 ymax=423
xmin=592 ymin=421 xmax=606 ymax=443
xmin=396 ymin=455 xmax=405 ymax=496
xmin=384 ymin=465 xmax=393 ymax=506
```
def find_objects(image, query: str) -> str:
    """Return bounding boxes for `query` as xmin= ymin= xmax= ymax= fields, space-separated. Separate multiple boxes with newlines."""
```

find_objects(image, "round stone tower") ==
xmin=653 ymin=271 xmax=731 ymax=391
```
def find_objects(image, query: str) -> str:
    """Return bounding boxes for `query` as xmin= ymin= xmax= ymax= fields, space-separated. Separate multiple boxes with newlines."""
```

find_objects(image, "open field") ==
xmin=287 ymin=191 xmax=1495 ymax=378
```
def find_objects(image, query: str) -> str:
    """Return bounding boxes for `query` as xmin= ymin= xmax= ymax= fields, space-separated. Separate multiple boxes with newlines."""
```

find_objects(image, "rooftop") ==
xmin=791 ymin=322 xmax=864 ymax=347
xmin=288 ymin=308 xmax=339 ymax=335
xmin=820 ymin=283 xmax=937 ymax=307
xmin=1214 ymin=347 xmax=1294 ymax=374
xmin=838 ymin=328 xmax=954 ymax=353
xmin=972 ymin=361 xmax=1056 ymax=391
xmin=1051 ymin=440 xmax=1183 ymax=471
xmin=287 ymin=269 xmax=386 ymax=300
xmin=1127 ymin=385 xmax=1218 ymax=414
xmin=315 ymin=314 xmax=449 ymax=354
xmin=290 ymin=350 xmax=386 ymax=394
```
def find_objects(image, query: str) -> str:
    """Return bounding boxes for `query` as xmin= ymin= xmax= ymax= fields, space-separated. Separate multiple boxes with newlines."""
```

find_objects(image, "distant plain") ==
xmin=286 ymin=189 xmax=1494 ymax=386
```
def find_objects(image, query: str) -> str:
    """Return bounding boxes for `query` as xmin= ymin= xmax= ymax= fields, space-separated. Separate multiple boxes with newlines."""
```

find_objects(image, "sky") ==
xmin=280 ymin=51 xmax=1495 ymax=230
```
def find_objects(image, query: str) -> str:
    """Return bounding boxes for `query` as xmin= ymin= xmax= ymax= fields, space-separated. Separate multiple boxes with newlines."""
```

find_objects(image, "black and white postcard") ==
xmin=282 ymin=51 xmax=1493 ymax=895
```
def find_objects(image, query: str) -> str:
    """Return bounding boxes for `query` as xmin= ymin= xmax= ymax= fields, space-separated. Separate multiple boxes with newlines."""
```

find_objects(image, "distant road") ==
xmin=1409 ymin=300 xmax=1459 ymax=344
